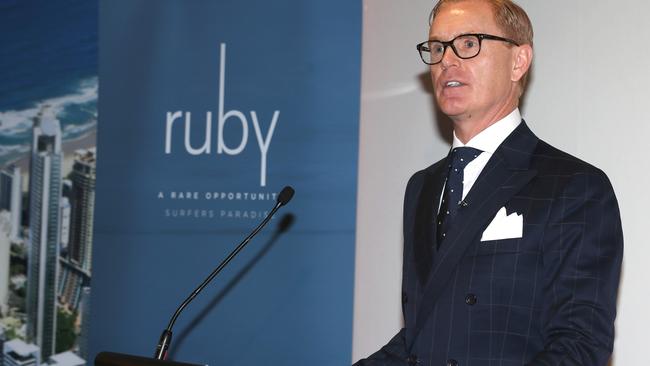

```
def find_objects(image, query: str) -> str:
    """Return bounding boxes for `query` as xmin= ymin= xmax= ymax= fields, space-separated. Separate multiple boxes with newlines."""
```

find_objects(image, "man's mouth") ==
xmin=445 ymin=81 xmax=463 ymax=87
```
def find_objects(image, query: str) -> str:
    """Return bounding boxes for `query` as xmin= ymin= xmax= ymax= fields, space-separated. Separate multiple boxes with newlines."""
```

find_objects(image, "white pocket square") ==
xmin=480 ymin=207 xmax=523 ymax=242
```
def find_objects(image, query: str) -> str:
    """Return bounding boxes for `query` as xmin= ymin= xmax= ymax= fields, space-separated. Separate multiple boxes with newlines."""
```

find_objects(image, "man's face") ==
xmin=429 ymin=0 xmax=520 ymax=123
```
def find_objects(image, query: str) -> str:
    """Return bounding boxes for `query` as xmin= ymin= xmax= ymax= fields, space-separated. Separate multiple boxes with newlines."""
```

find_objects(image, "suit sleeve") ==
xmin=526 ymin=169 xmax=623 ymax=365
xmin=352 ymin=329 xmax=410 ymax=366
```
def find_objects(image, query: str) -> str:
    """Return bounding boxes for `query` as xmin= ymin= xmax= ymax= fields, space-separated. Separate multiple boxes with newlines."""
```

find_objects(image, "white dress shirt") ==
xmin=450 ymin=108 xmax=522 ymax=200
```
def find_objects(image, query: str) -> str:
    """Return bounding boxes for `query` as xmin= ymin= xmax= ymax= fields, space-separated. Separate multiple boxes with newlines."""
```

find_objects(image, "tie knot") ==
xmin=449 ymin=147 xmax=482 ymax=172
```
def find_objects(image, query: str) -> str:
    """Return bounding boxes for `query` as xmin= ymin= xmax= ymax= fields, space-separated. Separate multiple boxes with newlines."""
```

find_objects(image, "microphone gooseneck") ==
xmin=154 ymin=186 xmax=295 ymax=360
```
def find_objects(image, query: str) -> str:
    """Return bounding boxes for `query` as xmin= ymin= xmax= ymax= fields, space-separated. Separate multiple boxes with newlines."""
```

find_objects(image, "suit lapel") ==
xmin=411 ymin=122 xmax=540 ymax=341
xmin=413 ymin=158 xmax=448 ymax=285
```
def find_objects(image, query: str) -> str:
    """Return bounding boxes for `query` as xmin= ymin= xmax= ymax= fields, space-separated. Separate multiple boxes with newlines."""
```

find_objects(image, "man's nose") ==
xmin=440 ymin=45 xmax=459 ymax=69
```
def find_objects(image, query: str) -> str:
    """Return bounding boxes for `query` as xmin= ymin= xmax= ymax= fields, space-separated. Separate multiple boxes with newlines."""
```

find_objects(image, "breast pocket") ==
xmin=465 ymin=235 xmax=541 ymax=281
xmin=473 ymin=237 xmax=522 ymax=256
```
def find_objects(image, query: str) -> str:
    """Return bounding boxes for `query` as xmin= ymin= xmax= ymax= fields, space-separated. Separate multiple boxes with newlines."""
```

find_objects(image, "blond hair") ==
xmin=431 ymin=0 xmax=533 ymax=89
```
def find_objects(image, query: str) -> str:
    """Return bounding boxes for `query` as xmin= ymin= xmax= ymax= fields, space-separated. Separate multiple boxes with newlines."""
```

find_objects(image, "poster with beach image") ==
xmin=0 ymin=1 xmax=97 ymax=365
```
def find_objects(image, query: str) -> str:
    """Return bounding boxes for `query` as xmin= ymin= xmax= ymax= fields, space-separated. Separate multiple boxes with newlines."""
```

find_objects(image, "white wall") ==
xmin=353 ymin=1 xmax=649 ymax=364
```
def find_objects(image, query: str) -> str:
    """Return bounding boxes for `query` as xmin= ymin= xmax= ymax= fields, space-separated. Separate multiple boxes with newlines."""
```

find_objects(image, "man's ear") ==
xmin=512 ymin=44 xmax=533 ymax=82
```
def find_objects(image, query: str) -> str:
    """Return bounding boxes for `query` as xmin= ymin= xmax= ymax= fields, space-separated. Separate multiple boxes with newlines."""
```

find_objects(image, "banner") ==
xmin=91 ymin=1 xmax=361 ymax=365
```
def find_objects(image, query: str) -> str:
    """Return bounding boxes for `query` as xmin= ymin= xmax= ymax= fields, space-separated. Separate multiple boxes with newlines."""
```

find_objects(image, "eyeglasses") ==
xmin=416 ymin=33 xmax=519 ymax=65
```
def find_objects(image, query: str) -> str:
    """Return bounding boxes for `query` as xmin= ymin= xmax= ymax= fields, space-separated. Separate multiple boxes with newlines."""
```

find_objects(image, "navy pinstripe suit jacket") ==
xmin=355 ymin=122 xmax=623 ymax=366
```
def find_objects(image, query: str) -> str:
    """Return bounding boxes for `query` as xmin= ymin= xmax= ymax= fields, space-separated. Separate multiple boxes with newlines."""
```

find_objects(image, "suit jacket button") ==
xmin=465 ymin=293 xmax=477 ymax=305
xmin=447 ymin=359 xmax=458 ymax=366
xmin=402 ymin=292 xmax=408 ymax=304
xmin=406 ymin=355 xmax=419 ymax=364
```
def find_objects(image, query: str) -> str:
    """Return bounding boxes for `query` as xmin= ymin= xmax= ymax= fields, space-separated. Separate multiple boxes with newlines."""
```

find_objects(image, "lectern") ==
xmin=95 ymin=352 xmax=205 ymax=366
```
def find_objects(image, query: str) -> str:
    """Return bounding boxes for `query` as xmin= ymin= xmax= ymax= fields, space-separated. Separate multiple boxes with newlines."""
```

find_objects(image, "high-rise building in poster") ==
xmin=26 ymin=108 xmax=63 ymax=361
xmin=2 ymin=338 xmax=40 ymax=366
xmin=0 ymin=326 xmax=5 ymax=366
xmin=58 ymin=262 xmax=88 ymax=312
xmin=0 ymin=212 xmax=11 ymax=316
xmin=77 ymin=286 xmax=91 ymax=360
xmin=48 ymin=350 xmax=84 ymax=366
xmin=0 ymin=168 xmax=13 ymax=211
xmin=0 ymin=164 xmax=23 ymax=241
xmin=58 ymin=149 xmax=94 ymax=315
xmin=68 ymin=149 xmax=95 ymax=272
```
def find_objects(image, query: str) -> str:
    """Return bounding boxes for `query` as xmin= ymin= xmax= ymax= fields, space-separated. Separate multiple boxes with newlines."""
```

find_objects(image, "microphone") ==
xmin=277 ymin=186 xmax=294 ymax=207
xmin=154 ymin=186 xmax=295 ymax=360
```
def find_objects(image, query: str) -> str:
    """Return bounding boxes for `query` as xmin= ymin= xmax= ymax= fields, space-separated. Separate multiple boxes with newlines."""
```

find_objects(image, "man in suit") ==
xmin=354 ymin=0 xmax=623 ymax=365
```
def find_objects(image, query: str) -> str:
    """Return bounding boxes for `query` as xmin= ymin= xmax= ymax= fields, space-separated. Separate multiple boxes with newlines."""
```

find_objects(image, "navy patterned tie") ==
xmin=436 ymin=147 xmax=482 ymax=249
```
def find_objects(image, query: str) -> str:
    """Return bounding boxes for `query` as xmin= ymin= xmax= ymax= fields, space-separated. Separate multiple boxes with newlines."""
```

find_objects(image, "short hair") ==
xmin=430 ymin=0 xmax=534 ymax=90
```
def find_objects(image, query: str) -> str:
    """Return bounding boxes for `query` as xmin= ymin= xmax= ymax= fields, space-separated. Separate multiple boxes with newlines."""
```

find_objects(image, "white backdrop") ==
xmin=353 ymin=1 xmax=648 ymax=364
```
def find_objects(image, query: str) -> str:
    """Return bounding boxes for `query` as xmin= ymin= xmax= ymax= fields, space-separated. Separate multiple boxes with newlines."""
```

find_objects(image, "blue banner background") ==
xmin=91 ymin=0 xmax=361 ymax=364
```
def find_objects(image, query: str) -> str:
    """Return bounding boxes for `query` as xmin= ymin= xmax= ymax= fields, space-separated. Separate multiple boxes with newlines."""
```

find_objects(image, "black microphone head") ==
xmin=277 ymin=186 xmax=295 ymax=206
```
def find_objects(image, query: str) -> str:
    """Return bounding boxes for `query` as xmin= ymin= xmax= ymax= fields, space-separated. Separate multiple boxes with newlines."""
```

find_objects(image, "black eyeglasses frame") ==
xmin=416 ymin=33 xmax=520 ymax=65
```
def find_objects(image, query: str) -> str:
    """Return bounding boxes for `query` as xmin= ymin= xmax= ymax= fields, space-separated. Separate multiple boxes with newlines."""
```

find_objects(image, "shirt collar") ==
xmin=451 ymin=108 xmax=522 ymax=154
